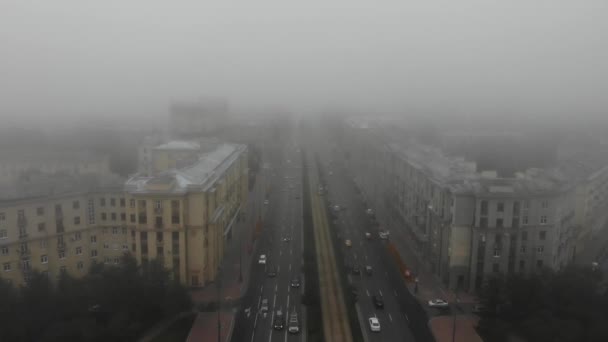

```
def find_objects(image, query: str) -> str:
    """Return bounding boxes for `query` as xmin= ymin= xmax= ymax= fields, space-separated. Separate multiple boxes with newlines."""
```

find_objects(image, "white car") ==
xmin=378 ymin=232 xmax=389 ymax=240
xmin=428 ymin=299 xmax=449 ymax=308
xmin=259 ymin=254 xmax=267 ymax=264
xmin=260 ymin=298 xmax=269 ymax=313
xmin=368 ymin=317 xmax=381 ymax=332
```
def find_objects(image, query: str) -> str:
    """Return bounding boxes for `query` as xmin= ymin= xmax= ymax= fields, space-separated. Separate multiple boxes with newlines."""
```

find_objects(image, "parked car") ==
xmin=372 ymin=295 xmax=384 ymax=309
xmin=368 ymin=317 xmax=381 ymax=332
xmin=378 ymin=231 xmax=389 ymax=240
xmin=258 ymin=254 xmax=267 ymax=264
xmin=333 ymin=205 xmax=341 ymax=212
xmin=288 ymin=312 xmax=299 ymax=333
xmin=264 ymin=199 xmax=269 ymax=205
xmin=273 ymin=310 xmax=285 ymax=330
xmin=428 ymin=299 xmax=449 ymax=308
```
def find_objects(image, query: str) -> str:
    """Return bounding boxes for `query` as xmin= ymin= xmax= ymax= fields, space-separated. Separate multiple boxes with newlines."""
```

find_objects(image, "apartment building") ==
xmin=0 ymin=175 xmax=127 ymax=287
xmin=1 ymin=141 xmax=248 ymax=288
xmin=125 ymin=142 xmax=248 ymax=287
xmin=341 ymin=118 xmax=587 ymax=293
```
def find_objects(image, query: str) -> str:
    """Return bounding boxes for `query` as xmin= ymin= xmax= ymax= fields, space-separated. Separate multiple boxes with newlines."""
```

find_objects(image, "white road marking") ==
xmin=379 ymin=290 xmax=383 ymax=296
xmin=279 ymin=250 xmax=282 ymax=256
xmin=278 ymin=265 xmax=280 ymax=273
xmin=258 ymin=296 xmax=262 ymax=309
xmin=354 ymin=254 xmax=357 ymax=260
xmin=275 ymin=284 xmax=278 ymax=292
xmin=366 ymin=289 xmax=370 ymax=297
xmin=290 ymin=249 xmax=293 ymax=255
xmin=251 ymin=316 xmax=258 ymax=342
xmin=261 ymin=285 xmax=264 ymax=294
xmin=364 ymin=255 xmax=368 ymax=261
xmin=405 ymin=313 xmax=409 ymax=322
xmin=289 ymin=264 xmax=292 ymax=271
xmin=389 ymin=313 xmax=393 ymax=322
xmin=287 ymin=294 xmax=290 ymax=309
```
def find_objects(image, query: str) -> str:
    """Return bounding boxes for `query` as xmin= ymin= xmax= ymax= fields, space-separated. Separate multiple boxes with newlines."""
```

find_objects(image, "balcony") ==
xmin=154 ymin=208 xmax=163 ymax=215
xmin=155 ymin=222 xmax=163 ymax=229
xmin=57 ymin=243 xmax=66 ymax=251
xmin=19 ymin=249 xmax=30 ymax=258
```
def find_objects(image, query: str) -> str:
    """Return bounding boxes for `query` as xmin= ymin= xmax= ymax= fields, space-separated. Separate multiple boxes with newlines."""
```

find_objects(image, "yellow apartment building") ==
xmin=125 ymin=143 xmax=248 ymax=286
xmin=1 ymin=142 xmax=248 ymax=288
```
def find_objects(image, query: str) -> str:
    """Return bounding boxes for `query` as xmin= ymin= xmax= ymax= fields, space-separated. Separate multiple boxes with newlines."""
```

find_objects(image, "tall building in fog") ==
xmin=169 ymin=98 xmax=229 ymax=139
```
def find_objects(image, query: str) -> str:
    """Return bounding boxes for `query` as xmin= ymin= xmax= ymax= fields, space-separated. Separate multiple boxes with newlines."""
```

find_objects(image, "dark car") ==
xmin=273 ymin=310 xmax=285 ymax=330
xmin=267 ymin=266 xmax=277 ymax=277
xmin=372 ymin=295 xmax=384 ymax=309
xmin=290 ymin=277 xmax=301 ymax=288
xmin=352 ymin=265 xmax=361 ymax=275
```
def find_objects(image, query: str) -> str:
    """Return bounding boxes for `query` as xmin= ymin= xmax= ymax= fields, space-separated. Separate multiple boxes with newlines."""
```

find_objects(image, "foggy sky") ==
xmin=1 ymin=0 xmax=607 ymax=123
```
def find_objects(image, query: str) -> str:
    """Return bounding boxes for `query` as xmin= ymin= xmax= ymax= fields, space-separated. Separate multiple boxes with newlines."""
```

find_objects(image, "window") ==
xmin=496 ymin=218 xmax=504 ymax=228
xmin=103 ymin=243 xmax=109 ymax=249
xmin=120 ymin=213 xmax=126 ymax=221
xmin=102 ymin=228 xmax=108 ymax=234
xmin=87 ymin=199 xmax=95 ymax=225
xmin=40 ymin=240 xmax=47 ymax=248
xmin=537 ymin=246 xmax=544 ymax=254
xmin=493 ymin=248 xmax=501 ymax=257
xmin=512 ymin=218 xmax=520 ymax=229
xmin=38 ymin=223 xmax=45 ymax=232
xmin=41 ymin=255 xmax=48 ymax=264
xmin=74 ymin=216 xmax=81 ymax=225
xmin=73 ymin=201 xmax=80 ymax=209
xmin=492 ymin=263 xmax=500 ymax=273
xmin=55 ymin=204 xmax=62 ymax=214
xmin=155 ymin=200 xmax=162 ymax=209
xmin=480 ymin=200 xmax=488 ymax=215
xmin=2 ymin=262 xmax=11 ymax=271
xmin=100 ymin=198 xmax=106 ymax=206
xmin=132 ymin=243 xmax=136 ymax=252
xmin=536 ymin=260 xmax=544 ymax=268
xmin=111 ymin=213 xmax=116 ymax=221
xmin=523 ymin=200 xmax=530 ymax=209
xmin=57 ymin=235 xmax=64 ymax=245
xmin=130 ymin=199 xmax=135 ymax=208
xmin=120 ymin=198 xmax=125 ymax=207
xmin=480 ymin=217 xmax=488 ymax=228
xmin=91 ymin=249 xmax=98 ymax=257
xmin=58 ymin=251 xmax=65 ymax=259
xmin=0 ymin=229 xmax=6 ymax=239
xmin=36 ymin=207 xmax=44 ymax=216
xmin=130 ymin=214 xmax=136 ymax=223
xmin=114 ymin=258 xmax=120 ymax=264
xmin=112 ymin=243 xmax=118 ymax=250
xmin=497 ymin=202 xmax=504 ymax=213
xmin=122 ymin=244 xmax=129 ymax=250
xmin=110 ymin=198 xmax=116 ymax=207
xmin=112 ymin=227 xmax=118 ymax=235
xmin=540 ymin=216 xmax=547 ymax=225
xmin=541 ymin=200 xmax=549 ymax=209
xmin=76 ymin=247 xmax=82 ymax=255
xmin=104 ymin=257 xmax=110 ymax=264
xmin=522 ymin=216 xmax=529 ymax=225
xmin=101 ymin=213 xmax=107 ymax=221
xmin=513 ymin=202 xmax=520 ymax=216
xmin=60 ymin=266 xmax=67 ymax=273
xmin=77 ymin=261 xmax=84 ymax=270
xmin=520 ymin=246 xmax=527 ymax=253
xmin=539 ymin=231 xmax=547 ymax=240
xmin=90 ymin=235 xmax=97 ymax=243
xmin=122 ymin=227 xmax=127 ymax=235
xmin=74 ymin=232 xmax=81 ymax=241
xmin=1 ymin=247 xmax=9 ymax=256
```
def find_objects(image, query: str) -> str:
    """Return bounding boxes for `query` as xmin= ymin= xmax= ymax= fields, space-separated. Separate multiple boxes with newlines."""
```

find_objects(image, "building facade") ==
xmin=1 ymin=142 xmax=248 ymax=288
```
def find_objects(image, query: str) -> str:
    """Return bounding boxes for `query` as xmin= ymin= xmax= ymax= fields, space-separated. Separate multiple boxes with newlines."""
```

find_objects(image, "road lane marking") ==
xmin=366 ymin=289 xmax=370 ymax=297
xmin=405 ymin=313 xmax=409 ymax=322
xmin=289 ymin=264 xmax=292 ymax=271
xmin=275 ymin=284 xmax=278 ymax=292
xmin=258 ymin=296 xmax=262 ymax=309
xmin=278 ymin=266 xmax=280 ymax=273
xmin=389 ymin=313 xmax=393 ymax=322
xmin=379 ymin=290 xmax=383 ymax=297
xmin=280 ymin=250 xmax=282 ymax=256
xmin=290 ymin=249 xmax=293 ymax=255
xmin=287 ymin=294 xmax=290 ymax=309
xmin=354 ymin=254 xmax=357 ymax=260
xmin=364 ymin=255 xmax=368 ymax=261
xmin=261 ymin=285 xmax=264 ymax=294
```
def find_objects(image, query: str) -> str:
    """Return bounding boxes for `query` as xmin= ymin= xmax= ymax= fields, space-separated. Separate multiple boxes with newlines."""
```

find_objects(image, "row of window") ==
xmin=3 ymin=257 xmax=120 ymax=273
xmin=480 ymin=215 xmax=548 ymax=228
xmin=491 ymin=259 xmax=545 ymax=273
xmin=492 ymin=245 xmax=545 ymax=257
xmin=0 ymin=223 xmax=128 ymax=240
xmin=481 ymin=199 xmax=549 ymax=216
xmin=0 ymin=198 xmax=128 ymax=222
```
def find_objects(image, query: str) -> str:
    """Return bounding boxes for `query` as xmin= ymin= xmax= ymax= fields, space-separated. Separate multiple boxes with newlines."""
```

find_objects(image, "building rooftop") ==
xmin=154 ymin=140 xmax=201 ymax=151
xmin=126 ymin=143 xmax=246 ymax=194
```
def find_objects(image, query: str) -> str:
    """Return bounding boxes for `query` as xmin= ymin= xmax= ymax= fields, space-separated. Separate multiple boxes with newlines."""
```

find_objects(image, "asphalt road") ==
xmin=232 ymin=143 xmax=306 ymax=342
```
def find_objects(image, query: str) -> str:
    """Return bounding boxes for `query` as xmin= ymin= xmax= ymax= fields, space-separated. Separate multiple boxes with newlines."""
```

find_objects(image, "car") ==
xmin=329 ymin=171 xmax=333 ymax=176
xmin=365 ymin=232 xmax=372 ymax=240
xmin=372 ymin=295 xmax=384 ymax=309
xmin=290 ymin=277 xmax=301 ymax=288
xmin=428 ymin=299 xmax=449 ymax=308
xmin=366 ymin=208 xmax=374 ymax=216
xmin=267 ymin=266 xmax=278 ymax=277
xmin=273 ymin=310 xmax=285 ymax=330
xmin=378 ymin=232 xmax=389 ymax=240
xmin=258 ymin=254 xmax=267 ymax=264
xmin=345 ymin=239 xmax=352 ymax=247
xmin=352 ymin=265 xmax=361 ymax=275
xmin=283 ymin=237 xmax=291 ymax=242
xmin=365 ymin=265 xmax=373 ymax=275
xmin=260 ymin=299 xmax=269 ymax=313
xmin=368 ymin=317 xmax=381 ymax=332
xmin=288 ymin=312 xmax=299 ymax=333
xmin=264 ymin=199 xmax=269 ymax=205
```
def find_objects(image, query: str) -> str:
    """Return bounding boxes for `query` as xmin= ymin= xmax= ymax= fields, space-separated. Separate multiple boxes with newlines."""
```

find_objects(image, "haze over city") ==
xmin=1 ymin=2 xmax=608 ymax=342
